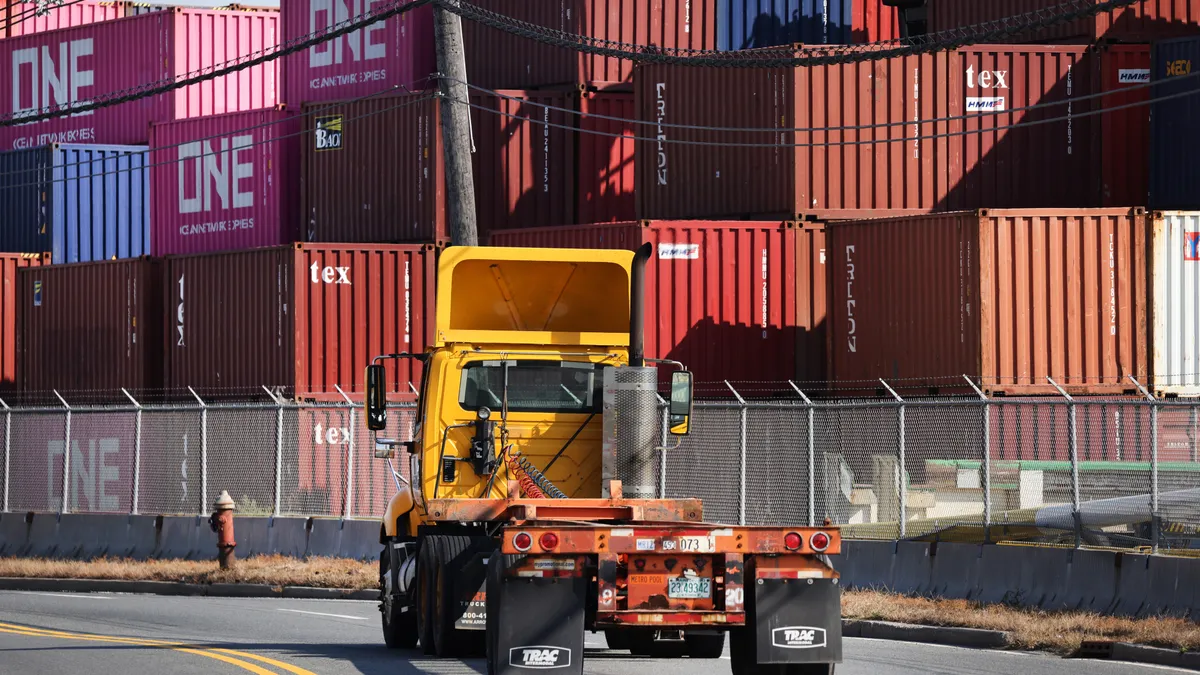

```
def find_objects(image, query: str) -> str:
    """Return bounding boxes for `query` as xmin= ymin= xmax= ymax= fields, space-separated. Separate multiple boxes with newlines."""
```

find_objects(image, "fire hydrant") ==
xmin=209 ymin=490 xmax=237 ymax=570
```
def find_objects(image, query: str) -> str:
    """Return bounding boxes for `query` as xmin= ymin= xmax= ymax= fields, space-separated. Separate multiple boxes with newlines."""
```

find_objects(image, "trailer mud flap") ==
xmin=753 ymin=577 xmax=842 ymax=664
xmin=486 ymin=556 xmax=586 ymax=675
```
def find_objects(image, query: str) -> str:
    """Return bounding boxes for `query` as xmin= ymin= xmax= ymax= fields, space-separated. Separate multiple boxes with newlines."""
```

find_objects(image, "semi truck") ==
xmin=364 ymin=244 xmax=842 ymax=674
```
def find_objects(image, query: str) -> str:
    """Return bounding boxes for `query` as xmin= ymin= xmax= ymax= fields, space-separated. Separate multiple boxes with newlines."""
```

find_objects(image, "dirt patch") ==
xmin=0 ymin=555 xmax=377 ymax=591
xmin=844 ymin=590 xmax=1200 ymax=654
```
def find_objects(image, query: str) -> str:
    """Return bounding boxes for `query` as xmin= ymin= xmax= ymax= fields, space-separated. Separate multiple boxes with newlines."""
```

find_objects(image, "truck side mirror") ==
xmin=669 ymin=371 xmax=694 ymax=436
xmin=365 ymin=364 xmax=388 ymax=431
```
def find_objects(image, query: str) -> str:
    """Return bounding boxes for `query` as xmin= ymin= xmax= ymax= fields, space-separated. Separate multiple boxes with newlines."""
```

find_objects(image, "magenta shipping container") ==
xmin=0 ymin=1 xmax=122 ymax=39
xmin=150 ymin=106 xmax=302 ymax=256
xmin=0 ymin=9 xmax=280 ymax=151
xmin=280 ymin=0 xmax=436 ymax=106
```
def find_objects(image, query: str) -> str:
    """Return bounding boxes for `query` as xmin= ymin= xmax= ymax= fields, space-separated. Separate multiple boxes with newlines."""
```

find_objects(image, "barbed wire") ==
xmin=442 ymin=0 xmax=1145 ymax=67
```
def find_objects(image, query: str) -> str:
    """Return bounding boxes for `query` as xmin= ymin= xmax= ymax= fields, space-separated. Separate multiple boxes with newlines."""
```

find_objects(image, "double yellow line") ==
xmin=0 ymin=621 xmax=320 ymax=675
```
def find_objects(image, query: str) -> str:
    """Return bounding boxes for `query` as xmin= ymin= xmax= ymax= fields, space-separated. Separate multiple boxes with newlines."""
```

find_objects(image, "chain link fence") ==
xmin=2 ymin=385 xmax=1198 ymax=552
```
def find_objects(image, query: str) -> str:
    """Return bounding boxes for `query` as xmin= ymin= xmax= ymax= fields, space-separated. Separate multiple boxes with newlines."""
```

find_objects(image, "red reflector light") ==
xmin=513 ymin=532 xmax=532 ymax=552
xmin=784 ymin=532 xmax=802 ymax=550
xmin=810 ymin=532 xmax=831 ymax=552
xmin=539 ymin=532 xmax=559 ymax=550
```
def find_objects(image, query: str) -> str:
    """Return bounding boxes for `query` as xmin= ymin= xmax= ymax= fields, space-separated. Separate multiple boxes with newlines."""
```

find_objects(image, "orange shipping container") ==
xmin=825 ymin=209 xmax=1148 ymax=395
xmin=0 ymin=254 xmax=43 ymax=393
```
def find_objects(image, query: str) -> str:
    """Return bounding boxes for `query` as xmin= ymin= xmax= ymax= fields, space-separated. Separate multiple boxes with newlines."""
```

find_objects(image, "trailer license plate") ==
xmin=668 ymin=578 xmax=711 ymax=599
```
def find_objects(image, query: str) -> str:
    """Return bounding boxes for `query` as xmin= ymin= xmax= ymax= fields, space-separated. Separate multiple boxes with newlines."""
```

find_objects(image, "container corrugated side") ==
xmin=0 ymin=254 xmax=44 ymax=393
xmin=164 ymin=243 xmax=436 ymax=400
xmin=18 ymin=258 xmax=163 ymax=396
xmin=577 ymin=90 xmax=636 ymax=224
xmin=1150 ymin=212 xmax=1200 ymax=397
xmin=929 ymin=0 xmax=1200 ymax=42
xmin=150 ymin=107 xmax=301 ymax=256
xmin=0 ymin=144 xmax=150 ymax=262
xmin=0 ymin=1 xmax=123 ymax=39
xmin=826 ymin=209 xmax=1148 ymax=396
xmin=717 ymin=0 xmax=855 ymax=49
xmin=1097 ymin=44 xmax=1151 ymax=207
xmin=1149 ymin=37 xmax=1200 ymax=211
xmin=280 ymin=0 xmax=435 ymax=106
xmin=0 ymin=10 xmax=280 ymax=151
xmin=490 ymin=221 xmax=816 ymax=386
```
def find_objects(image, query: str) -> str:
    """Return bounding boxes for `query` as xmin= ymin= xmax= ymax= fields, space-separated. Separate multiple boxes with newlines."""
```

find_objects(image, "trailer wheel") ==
xmin=603 ymin=629 xmax=630 ymax=652
xmin=684 ymin=633 xmax=726 ymax=659
xmin=416 ymin=539 xmax=437 ymax=655
xmin=380 ymin=544 xmax=416 ymax=649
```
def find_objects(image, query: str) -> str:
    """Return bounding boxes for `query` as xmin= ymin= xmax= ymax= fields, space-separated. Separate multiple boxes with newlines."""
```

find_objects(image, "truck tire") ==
xmin=380 ymin=544 xmax=417 ymax=649
xmin=429 ymin=534 xmax=494 ymax=658
xmin=604 ymin=629 xmax=630 ymax=652
xmin=416 ymin=540 xmax=438 ymax=655
xmin=684 ymin=633 xmax=725 ymax=659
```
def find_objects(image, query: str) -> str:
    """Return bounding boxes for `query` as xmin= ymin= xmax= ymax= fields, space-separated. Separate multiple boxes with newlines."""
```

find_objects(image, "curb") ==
xmin=0 ymin=577 xmax=378 ymax=601
xmin=842 ymin=620 xmax=1009 ymax=649
xmin=1078 ymin=641 xmax=1200 ymax=671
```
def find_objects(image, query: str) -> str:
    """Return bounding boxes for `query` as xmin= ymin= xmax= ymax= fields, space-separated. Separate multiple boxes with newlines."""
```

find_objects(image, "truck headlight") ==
xmin=478 ymin=407 xmax=491 ymax=421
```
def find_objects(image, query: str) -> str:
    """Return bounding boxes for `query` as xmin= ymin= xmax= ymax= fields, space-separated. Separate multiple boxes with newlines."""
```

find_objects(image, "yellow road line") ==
xmin=0 ymin=621 xmax=320 ymax=675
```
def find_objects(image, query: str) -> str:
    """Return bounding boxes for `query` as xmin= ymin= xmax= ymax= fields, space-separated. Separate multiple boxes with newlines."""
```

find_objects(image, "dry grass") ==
xmin=844 ymin=589 xmax=1200 ymax=654
xmin=0 ymin=555 xmax=377 ymax=591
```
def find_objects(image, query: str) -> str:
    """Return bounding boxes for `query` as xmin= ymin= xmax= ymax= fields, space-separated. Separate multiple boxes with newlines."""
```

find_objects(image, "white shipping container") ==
xmin=1152 ymin=211 xmax=1200 ymax=396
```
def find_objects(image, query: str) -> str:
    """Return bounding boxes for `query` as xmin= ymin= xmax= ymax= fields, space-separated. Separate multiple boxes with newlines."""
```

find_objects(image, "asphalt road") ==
xmin=0 ymin=591 xmax=1186 ymax=675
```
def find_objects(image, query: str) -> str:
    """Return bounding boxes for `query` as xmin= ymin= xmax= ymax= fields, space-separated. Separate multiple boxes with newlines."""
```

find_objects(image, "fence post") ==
xmin=123 ymin=389 xmax=142 ymax=515
xmin=0 ymin=397 xmax=9 ymax=514
xmin=336 ymin=385 xmax=356 ymax=518
xmin=189 ymin=387 xmax=207 ymax=514
xmin=1130 ymin=376 xmax=1160 ymax=554
xmin=656 ymin=393 xmax=668 ymax=500
xmin=964 ymin=376 xmax=991 ymax=540
xmin=1048 ymin=377 xmax=1080 ymax=548
xmin=789 ymin=381 xmax=816 ymax=527
xmin=726 ymin=381 xmax=747 ymax=526
xmin=880 ymin=380 xmax=905 ymax=539
xmin=55 ymin=391 xmax=71 ymax=514
xmin=263 ymin=386 xmax=284 ymax=518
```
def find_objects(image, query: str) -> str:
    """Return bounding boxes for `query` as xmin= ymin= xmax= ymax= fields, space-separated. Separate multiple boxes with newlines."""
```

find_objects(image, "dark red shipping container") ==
xmin=19 ymin=258 xmax=163 ymax=396
xmin=0 ymin=253 xmax=44 ymax=393
xmin=855 ymin=0 xmax=901 ymax=42
xmin=490 ymin=220 xmax=826 ymax=386
xmin=825 ymin=209 xmax=1148 ymax=396
xmin=1096 ymin=44 xmax=1151 ymax=207
xmin=462 ymin=0 xmax=718 ymax=89
xmin=635 ymin=45 xmax=1102 ymax=220
xmin=577 ymin=89 xmax=637 ymax=224
xmin=928 ymin=0 xmax=1200 ymax=43
xmin=164 ymin=243 xmax=437 ymax=401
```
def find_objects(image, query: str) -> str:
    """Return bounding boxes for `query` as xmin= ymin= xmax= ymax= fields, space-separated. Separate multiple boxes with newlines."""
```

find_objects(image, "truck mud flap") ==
xmin=753 ymin=577 xmax=843 ymax=665
xmin=454 ymin=551 xmax=490 ymax=631
xmin=486 ymin=555 xmax=586 ymax=675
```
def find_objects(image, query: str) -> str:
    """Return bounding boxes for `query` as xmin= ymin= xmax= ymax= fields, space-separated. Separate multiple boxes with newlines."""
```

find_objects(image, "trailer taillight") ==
xmin=810 ymin=532 xmax=830 ymax=552
xmin=784 ymin=532 xmax=802 ymax=551
xmin=539 ymin=532 xmax=559 ymax=550
xmin=513 ymin=532 xmax=532 ymax=552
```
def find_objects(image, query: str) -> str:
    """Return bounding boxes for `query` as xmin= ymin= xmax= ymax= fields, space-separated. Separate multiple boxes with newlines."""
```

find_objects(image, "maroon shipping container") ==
xmin=1096 ymin=44 xmax=1150 ymax=207
xmin=578 ymin=89 xmax=637 ymax=224
xmin=19 ymin=258 xmax=163 ymax=396
xmin=0 ymin=253 xmax=44 ymax=393
xmin=825 ymin=209 xmax=1149 ymax=396
xmin=490 ymin=220 xmax=825 ymax=386
xmin=462 ymin=0 xmax=718 ymax=89
xmin=928 ymin=0 xmax=1200 ymax=43
xmin=164 ymin=243 xmax=436 ymax=401
xmin=635 ymin=45 xmax=1102 ymax=221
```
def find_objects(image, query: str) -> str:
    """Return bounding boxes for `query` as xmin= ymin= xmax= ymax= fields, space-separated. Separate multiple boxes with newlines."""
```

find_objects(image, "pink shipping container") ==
xmin=279 ymin=0 xmax=435 ymax=106
xmin=150 ymin=106 xmax=302 ymax=256
xmin=825 ymin=209 xmax=1149 ymax=396
xmin=635 ymin=45 xmax=1102 ymax=221
xmin=164 ymin=243 xmax=437 ymax=401
xmin=928 ymin=0 xmax=1200 ymax=43
xmin=0 ymin=9 xmax=280 ymax=151
xmin=462 ymin=0 xmax=718 ymax=89
xmin=0 ymin=1 xmax=122 ymax=39
xmin=490 ymin=220 xmax=825 ymax=386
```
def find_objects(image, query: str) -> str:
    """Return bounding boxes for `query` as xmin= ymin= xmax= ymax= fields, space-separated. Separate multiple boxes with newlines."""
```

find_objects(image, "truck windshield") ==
xmin=459 ymin=360 xmax=603 ymax=414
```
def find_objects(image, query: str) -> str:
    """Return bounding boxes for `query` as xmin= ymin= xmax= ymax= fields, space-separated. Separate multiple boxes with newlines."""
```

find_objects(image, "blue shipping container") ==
xmin=1150 ymin=37 xmax=1200 ymax=210
xmin=0 ymin=144 xmax=150 ymax=263
xmin=717 ymin=0 xmax=853 ymax=49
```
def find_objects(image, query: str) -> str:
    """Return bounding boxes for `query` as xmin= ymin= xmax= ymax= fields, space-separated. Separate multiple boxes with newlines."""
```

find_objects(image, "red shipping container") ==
xmin=490 ymin=220 xmax=824 ymax=386
xmin=825 ymin=209 xmax=1149 ymax=396
xmin=150 ymin=106 xmax=302 ymax=256
xmin=164 ymin=243 xmax=437 ymax=401
xmin=0 ymin=253 xmax=44 ymax=394
xmin=854 ymin=0 xmax=901 ymax=42
xmin=0 ymin=9 xmax=279 ymax=151
xmin=0 ymin=1 xmax=122 ymax=39
xmin=462 ymin=0 xmax=718 ymax=89
xmin=1096 ymin=44 xmax=1150 ymax=208
xmin=577 ymin=89 xmax=636 ymax=224
xmin=928 ymin=0 xmax=1200 ymax=43
xmin=279 ymin=0 xmax=435 ymax=106
xmin=18 ymin=257 xmax=164 ymax=396
xmin=635 ymin=45 xmax=1101 ymax=220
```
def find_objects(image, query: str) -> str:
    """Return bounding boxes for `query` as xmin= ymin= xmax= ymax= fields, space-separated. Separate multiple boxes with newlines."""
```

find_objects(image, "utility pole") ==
xmin=434 ymin=0 xmax=478 ymax=246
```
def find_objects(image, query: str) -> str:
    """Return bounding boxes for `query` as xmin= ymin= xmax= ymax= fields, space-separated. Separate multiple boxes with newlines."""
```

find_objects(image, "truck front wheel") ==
xmin=380 ymin=544 xmax=416 ymax=649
